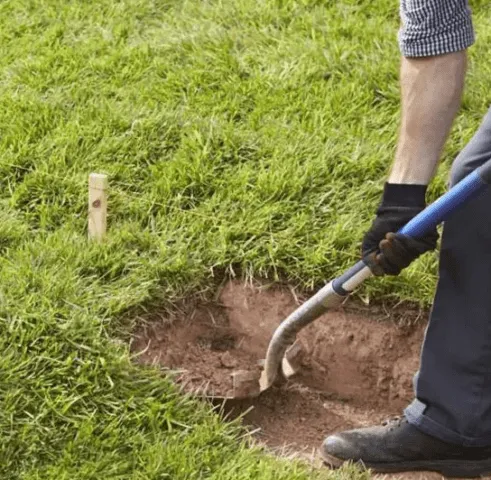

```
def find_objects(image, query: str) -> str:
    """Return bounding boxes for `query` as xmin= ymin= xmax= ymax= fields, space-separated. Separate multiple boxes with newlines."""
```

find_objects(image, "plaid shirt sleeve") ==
xmin=398 ymin=0 xmax=475 ymax=57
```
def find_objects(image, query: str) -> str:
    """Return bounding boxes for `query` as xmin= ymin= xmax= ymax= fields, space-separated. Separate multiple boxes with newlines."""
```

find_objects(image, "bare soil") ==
xmin=130 ymin=280 xmax=462 ymax=479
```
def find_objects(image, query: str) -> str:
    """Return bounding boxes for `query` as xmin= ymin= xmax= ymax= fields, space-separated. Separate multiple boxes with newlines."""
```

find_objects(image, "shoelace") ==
xmin=381 ymin=416 xmax=407 ymax=431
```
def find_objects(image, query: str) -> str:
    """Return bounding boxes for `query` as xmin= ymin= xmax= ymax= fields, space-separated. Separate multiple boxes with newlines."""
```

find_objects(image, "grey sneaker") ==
xmin=320 ymin=416 xmax=491 ymax=477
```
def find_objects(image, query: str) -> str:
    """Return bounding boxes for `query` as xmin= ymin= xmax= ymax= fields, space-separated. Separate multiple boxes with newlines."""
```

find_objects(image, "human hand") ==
xmin=361 ymin=184 xmax=439 ymax=276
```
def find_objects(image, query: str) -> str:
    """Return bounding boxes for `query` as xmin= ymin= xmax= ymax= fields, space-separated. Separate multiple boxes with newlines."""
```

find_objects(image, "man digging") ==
xmin=321 ymin=0 xmax=491 ymax=477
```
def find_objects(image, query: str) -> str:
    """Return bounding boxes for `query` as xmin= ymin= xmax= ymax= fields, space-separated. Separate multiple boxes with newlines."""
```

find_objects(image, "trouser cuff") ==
xmin=405 ymin=399 xmax=491 ymax=447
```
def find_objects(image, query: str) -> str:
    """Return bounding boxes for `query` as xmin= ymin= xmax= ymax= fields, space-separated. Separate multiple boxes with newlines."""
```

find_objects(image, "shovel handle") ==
xmin=400 ymin=167 xmax=487 ymax=237
xmin=261 ymin=159 xmax=491 ymax=392
xmin=332 ymin=159 xmax=491 ymax=296
xmin=260 ymin=159 xmax=491 ymax=392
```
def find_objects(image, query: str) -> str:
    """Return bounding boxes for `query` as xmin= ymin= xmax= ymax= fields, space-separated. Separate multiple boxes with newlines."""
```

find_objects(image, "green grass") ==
xmin=1 ymin=0 xmax=491 ymax=477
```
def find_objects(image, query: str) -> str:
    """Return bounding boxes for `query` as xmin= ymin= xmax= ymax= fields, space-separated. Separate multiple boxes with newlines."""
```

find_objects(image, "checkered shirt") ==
xmin=399 ymin=0 xmax=475 ymax=57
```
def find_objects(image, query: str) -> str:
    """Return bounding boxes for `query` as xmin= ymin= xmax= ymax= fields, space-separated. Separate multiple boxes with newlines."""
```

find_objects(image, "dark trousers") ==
xmin=405 ymin=106 xmax=491 ymax=446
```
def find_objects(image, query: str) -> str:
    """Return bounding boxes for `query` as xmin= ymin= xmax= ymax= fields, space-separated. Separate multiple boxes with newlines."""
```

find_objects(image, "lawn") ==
xmin=1 ymin=0 xmax=491 ymax=478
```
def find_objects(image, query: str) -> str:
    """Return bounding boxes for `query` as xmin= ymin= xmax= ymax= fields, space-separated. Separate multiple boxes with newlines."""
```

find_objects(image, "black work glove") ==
xmin=361 ymin=183 xmax=439 ymax=276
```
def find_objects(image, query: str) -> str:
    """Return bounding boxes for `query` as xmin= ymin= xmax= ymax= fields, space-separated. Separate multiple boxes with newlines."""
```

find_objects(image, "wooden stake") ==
xmin=88 ymin=173 xmax=108 ymax=241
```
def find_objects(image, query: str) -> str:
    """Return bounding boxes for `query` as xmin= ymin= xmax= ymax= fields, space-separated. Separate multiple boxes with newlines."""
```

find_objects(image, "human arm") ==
xmin=362 ymin=0 xmax=474 ymax=275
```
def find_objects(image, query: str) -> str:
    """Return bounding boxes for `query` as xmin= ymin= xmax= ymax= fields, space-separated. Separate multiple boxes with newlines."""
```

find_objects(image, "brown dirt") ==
xmin=132 ymin=302 xmax=262 ymax=398
xmin=130 ymin=280 xmax=462 ymax=479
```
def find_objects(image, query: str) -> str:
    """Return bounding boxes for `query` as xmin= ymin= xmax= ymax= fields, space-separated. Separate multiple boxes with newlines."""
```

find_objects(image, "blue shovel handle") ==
xmin=332 ymin=159 xmax=491 ymax=296
xmin=260 ymin=159 xmax=491 ymax=392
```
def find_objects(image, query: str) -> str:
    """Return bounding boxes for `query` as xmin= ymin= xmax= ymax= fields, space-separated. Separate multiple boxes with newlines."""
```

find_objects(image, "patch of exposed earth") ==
xmin=132 ymin=280 xmax=479 ymax=479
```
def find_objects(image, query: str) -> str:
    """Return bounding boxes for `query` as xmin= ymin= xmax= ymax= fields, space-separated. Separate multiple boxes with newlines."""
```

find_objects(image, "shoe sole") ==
xmin=320 ymin=448 xmax=491 ymax=478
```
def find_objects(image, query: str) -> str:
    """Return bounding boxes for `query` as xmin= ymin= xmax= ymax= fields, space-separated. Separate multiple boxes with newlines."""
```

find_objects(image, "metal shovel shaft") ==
xmin=259 ymin=268 xmax=372 ymax=391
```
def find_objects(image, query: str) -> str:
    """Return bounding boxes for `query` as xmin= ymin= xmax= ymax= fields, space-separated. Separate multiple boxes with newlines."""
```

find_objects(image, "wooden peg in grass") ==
xmin=88 ymin=173 xmax=108 ymax=241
